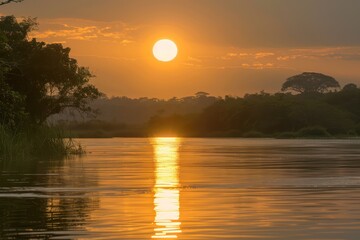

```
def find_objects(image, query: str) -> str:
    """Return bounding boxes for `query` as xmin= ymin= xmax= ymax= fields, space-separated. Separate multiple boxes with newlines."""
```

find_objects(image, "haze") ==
xmin=2 ymin=0 xmax=360 ymax=98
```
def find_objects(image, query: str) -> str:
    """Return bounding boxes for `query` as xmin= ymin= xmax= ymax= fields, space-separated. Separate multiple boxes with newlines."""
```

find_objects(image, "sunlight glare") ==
xmin=151 ymin=137 xmax=181 ymax=239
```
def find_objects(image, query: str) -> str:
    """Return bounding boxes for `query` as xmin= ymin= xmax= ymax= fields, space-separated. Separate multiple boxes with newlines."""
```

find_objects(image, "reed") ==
xmin=0 ymin=124 xmax=83 ymax=163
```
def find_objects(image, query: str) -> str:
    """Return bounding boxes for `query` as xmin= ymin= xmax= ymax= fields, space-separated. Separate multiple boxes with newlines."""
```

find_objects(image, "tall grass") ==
xmin=0 ymin=124 xmax=83 ymax=163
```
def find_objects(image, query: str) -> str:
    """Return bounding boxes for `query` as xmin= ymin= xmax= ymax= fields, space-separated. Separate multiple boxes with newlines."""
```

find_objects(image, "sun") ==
xmin=153 ymin=39 xmax=178 ymax=62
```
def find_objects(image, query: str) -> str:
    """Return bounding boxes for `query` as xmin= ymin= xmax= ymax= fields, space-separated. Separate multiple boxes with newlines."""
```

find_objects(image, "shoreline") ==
xmin=69 ymin=135 xmax=360 ymax=140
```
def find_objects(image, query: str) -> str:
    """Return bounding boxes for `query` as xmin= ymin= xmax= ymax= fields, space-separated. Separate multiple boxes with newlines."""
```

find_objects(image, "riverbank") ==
xmin=63 ymin=125 xmax=359 ymax=139
xmin=0 ymin=125 xmax=83 ymax=162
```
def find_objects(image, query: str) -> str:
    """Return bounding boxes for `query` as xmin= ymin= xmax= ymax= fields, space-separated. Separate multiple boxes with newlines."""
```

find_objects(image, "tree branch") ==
xmin=0 ymin=0 xmax=23 ymax=6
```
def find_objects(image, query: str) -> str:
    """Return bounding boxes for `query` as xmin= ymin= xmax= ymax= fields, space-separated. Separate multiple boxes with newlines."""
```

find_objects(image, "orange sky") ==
xmin=2 ymin=0 xmax=360 ymax=98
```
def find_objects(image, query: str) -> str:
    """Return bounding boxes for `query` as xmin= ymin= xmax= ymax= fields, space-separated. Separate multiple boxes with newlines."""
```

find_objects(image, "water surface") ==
xmin=1 ymin=138 xmax=360 ymax=239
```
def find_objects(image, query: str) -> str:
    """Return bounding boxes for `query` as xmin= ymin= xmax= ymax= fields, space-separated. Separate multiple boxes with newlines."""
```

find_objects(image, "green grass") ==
xmin=0 ymin=124 xmax=84 ymax=163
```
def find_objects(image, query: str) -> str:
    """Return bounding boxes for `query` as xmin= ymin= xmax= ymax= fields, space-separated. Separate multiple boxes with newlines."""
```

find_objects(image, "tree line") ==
xmin=61 ymin=72 xmax=360 ymax=138
xmin=149 ymin=73 xmax=360 ymax=138
xmin=52 ymin=92 xmax=218 ymax=125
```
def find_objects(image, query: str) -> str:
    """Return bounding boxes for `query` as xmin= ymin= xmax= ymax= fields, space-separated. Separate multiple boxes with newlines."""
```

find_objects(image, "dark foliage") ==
xmin=0 ymin=79 xmax=27 ymax=128
xmin=0 ymin=16 xmax=101 ymax=124
xmin=58 ymin=84 xmax=360 ymax=138
xmin=296 ymin=126 xmax=331 ymax=138
xmin=149 ymin=87 xmax=360 ymax=138
xmin=51 ymin=94 xmax=219 ymax=125
xmin=282 ymin=72 xmax=340 ymax=94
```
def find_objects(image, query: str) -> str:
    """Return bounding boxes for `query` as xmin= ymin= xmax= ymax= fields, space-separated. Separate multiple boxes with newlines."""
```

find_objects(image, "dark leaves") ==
xmin=282 ymin=72 xmax=341 ymax=94
xmin=1 ymin=16 xmax=101 ymax=124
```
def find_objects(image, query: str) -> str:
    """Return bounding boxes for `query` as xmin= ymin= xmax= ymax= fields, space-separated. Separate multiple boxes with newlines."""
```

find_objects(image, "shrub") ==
xmin=0 ymin=124 xmax=83 ymax=163
xmin=275 ymin=132 xmax=298 ymax=139
xmin=297 ymin=126 xmax=331 ymax=138
xmin=242 ymin=131 xmax=265 ymax=138
xmin=346 ymin=130 xmax=358 ymax=137
xmin=355 ymin=123 xmax=360 ymax=135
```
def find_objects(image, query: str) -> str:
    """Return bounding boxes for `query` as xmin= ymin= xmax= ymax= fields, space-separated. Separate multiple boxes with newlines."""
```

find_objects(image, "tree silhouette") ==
xmin=1 ymin=16 xmax=101 ymax=124
xmin=281 ymin=72 xmax=340 ymax=94
xmin=195 ymin=91 xmax=210 ymax=97
xmin=0 ymin=0 xmax=23 ymax=6
xmin=342 ymin=83 xmax=358 ymax=92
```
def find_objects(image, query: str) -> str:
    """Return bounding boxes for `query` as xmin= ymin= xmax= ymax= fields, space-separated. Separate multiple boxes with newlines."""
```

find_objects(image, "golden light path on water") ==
xmin=151 ymin=137 xmax=182 ymax=239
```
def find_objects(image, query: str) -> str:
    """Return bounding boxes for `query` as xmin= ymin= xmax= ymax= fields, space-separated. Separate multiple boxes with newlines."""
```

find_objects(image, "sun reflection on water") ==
xmin=151 ymin=137 xmax=181 ymax=239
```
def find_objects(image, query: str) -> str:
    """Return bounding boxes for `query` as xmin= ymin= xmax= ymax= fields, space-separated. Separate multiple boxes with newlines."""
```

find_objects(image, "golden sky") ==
xmin=2 ymin=0 xmax=360 ymax=98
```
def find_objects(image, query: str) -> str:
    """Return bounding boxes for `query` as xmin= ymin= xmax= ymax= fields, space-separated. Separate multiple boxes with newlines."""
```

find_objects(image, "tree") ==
xmin=0 ymin=0 xmax=23 ymax=6
xmin=0 ymin=79 xmax=27 ymax=128
xmin=195 ymin=91 xmax=210 ymax=98
xmin=281 ymin=72 xmax=340 ymax=94
xmin=1 ymin=16 xmax=101 ymax=124
xmin=1 ymin=28 xmax=27 ymax=127
xmin=342 ymin=83 xmax=358 ymax=92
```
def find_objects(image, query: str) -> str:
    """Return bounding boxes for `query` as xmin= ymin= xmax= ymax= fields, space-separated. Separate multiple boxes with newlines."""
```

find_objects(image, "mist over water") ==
xmin=1 ymin=138 xmax=360 ymax=239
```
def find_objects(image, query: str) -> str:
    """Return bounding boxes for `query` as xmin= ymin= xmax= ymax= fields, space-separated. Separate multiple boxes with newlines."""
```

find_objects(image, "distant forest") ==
xmin=55 ymin=73 xmax=360 ymax=138
xmin=50 ymin=92 xmax=218 ymax=125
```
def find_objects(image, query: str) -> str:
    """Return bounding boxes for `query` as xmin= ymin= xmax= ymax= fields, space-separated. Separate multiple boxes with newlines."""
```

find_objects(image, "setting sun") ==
xmin=153 ymin=39 xmax=178 ymax=62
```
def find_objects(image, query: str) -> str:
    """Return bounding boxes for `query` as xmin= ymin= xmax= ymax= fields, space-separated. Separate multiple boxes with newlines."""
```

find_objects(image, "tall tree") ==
xmin=1 ymin=16 xmax=101 ymax=124
xmin=281 ymin=72 xmax=340 ymax=94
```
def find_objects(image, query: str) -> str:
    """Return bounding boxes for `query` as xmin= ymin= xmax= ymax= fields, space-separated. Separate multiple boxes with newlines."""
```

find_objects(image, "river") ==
xmin=1 ymin=138 xmax=360 ymax=239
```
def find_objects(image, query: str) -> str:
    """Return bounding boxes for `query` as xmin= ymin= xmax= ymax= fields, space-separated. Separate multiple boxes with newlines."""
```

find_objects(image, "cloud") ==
xmin=214 ymin=63 xmax=277 ymax=70
xmin=182 ymin=56 xmax=204 ymax=68
xmin=184 ymin=50 xmax=285 ymax=70
xmin=241 ymin=63 xmax=275 ymax=70
xmin=276 ymin=55 xmax=304 ymax=61
xmin=222 ymin=52 xmax=275 ymax=60
xmin=31 ymin=18 xmax=138 ymax=45
xmin=184 ymin=47 xmax=360 ymax=71
xmin=187 ymin=56 xmax=202 ymax=63
xmin=74 ymin=54 xmax=136 ymax=62
xmin=221 ymin=52 xmax=252 ymax=60
xmin=276 ymin=47 xmax=360 ymax=62
xmin=255 ymin=52 xmax=275 ymax=59
xmin=226 ymin=53 xmax=238 ymax=57
xmin=323 ymin=53 xmax=360 ymax=61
